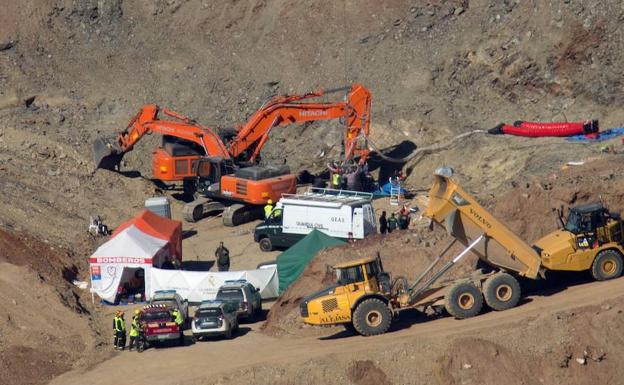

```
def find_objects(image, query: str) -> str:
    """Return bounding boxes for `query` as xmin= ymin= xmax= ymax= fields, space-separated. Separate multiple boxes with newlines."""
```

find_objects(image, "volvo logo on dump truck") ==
xmin=469 ymin=207 xmax=492 ymax=229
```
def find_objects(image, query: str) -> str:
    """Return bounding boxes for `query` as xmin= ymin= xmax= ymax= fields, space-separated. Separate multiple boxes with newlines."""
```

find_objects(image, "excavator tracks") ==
xmin=182 ymin=198 xmax=226 ymax=222
xmin=183 ymin=199 xmax=263 ymax=226
xmin=222 ymin=204 xmax=263 ymax=227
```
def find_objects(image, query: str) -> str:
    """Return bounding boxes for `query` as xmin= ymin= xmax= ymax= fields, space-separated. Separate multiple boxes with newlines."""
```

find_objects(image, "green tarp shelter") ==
xmin=277 ymin=229 xmax=345 ymax=294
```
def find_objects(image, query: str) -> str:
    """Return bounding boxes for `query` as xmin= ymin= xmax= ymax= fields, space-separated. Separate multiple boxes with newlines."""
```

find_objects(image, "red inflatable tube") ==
xmin=488 ymin=120 xmax=599 ymax=137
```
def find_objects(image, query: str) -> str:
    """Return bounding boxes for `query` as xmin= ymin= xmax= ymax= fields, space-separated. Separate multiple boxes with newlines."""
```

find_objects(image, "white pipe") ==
xmin=452 ymin=235 xmax=484 ymax=263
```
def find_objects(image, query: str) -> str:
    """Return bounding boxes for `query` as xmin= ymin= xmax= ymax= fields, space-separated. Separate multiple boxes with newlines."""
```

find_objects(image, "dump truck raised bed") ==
xmin=300 ymin=167 xmax=624 ymax=336
xmin=425 ymin=167 xmax=624 ymax=281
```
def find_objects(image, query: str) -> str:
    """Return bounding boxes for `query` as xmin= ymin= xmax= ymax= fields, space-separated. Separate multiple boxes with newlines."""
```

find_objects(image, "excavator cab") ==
xmin=193 ymin=157 xmax=235 ymax=196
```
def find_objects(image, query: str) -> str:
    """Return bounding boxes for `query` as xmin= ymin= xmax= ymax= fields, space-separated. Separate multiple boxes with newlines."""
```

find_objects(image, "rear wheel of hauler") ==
xmin=483 ymin=273 xmax=521 ymax=311
xmin=591 ymin=249 xmax=624 ymax=281
xmin=259 ymin=237 xmax=273 ymax=252
xmin=352 ymin=298 xmax=392 ymax=336
xmin=445 ymin=282 xmax=483 ymax=319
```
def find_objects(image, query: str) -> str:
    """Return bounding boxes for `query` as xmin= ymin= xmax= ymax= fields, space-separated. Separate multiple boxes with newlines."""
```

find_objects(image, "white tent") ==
xmin=89 ymin=225 xmax=171 ymax=303
xmin=149 ymin=267 xmax=279 ymax=302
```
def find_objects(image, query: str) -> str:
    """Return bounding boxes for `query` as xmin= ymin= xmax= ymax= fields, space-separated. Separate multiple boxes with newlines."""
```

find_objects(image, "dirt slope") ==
xmin=2 ymin=0 xmax=624 ymax=246
xmin=0 ymin=230 xmax=108 ymax=385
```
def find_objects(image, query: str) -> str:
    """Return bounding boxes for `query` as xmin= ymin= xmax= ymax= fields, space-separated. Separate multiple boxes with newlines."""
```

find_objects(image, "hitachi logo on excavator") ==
xmin=299 ymin=110 xmax=329 ymax=117
xmin=469 ymin=207 xmax=492 ymax=229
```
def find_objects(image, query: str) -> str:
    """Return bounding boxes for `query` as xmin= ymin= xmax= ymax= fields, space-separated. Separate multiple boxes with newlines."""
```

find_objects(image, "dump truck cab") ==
xmin=534 ymin=203 xmax=624 ymax=278
xmin=300 ymin=256 xmax=393 ymax=335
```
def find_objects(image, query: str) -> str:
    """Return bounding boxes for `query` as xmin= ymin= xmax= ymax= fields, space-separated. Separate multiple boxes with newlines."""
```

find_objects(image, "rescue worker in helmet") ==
xmin=264 ymin=199 xmax=274 ymax=219
xmin=264 ymin=199 xmax=281 ymax=220
xmin=113 ymin=310 xmax=126 ymax=350
xmin=128 ymin=309 xmax=141 ymax=351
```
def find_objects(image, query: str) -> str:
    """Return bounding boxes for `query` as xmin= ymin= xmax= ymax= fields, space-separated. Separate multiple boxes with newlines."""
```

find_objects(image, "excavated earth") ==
xmin=2 ymin=1 xmax=624 ymax=384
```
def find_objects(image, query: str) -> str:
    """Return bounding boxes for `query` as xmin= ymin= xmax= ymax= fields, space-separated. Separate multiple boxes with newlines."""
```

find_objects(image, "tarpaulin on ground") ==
xmin=148 ymin=266 xmax=279 ymax=302
xmin=114 ymin=209 xmax=182 ymax=260
xmin=373 ymin=181 xmax=408 ymax=197
xmin=566 ymin=127 xmax=624 ymax=142
xmin=276 ymin=229 xmax=345 ymax=294
xmin=89 ymin=225 xmax=171 ymax=303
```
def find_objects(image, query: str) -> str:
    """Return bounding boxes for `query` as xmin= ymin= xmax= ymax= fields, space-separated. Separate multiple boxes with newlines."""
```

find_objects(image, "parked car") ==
xmin=191 ymin=300 xmax=239 ymax=340
xmin=215 ymin=280 xmax=262 ymax=319
xmin=150 ymin=290 xmax=189 ymax=324
xmin=139 ymin=304 xmax=184 ymax=348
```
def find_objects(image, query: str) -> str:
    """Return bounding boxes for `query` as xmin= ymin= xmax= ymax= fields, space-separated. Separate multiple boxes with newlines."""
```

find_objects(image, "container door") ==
xmin=364 ymin=204 xmax=376 ymax=235
xmin=353 ymin=208 xmax=364 ymax=238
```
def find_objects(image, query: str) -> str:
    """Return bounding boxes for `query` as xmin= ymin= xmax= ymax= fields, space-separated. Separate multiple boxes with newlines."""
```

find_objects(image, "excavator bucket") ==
xmin=93 ymin=136 xmax=124 ymax=170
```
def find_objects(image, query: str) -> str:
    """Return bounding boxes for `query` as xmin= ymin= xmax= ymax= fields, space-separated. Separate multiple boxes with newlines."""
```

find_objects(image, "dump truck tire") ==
xmin=591 ymin=249 xmax=624 ymax=281
xmin=352 ymin=298 xmax=392 ymax=336
xmin=259 ymin=238 xmax=273 ymax=252
xmin=445 ymin=282 xmax=483 ymax=319
xmin=483 ymin=273 xmax=521 ymax=311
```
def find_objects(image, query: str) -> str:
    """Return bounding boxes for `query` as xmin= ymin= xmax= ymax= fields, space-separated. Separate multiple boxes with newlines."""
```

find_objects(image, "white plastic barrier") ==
xmin=148 ymin=266 xmax=279 ymax=302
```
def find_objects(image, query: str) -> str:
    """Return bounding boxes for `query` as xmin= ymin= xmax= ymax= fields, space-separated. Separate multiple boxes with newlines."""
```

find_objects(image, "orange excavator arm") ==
xmin=227 ymin=84 xmax=371 ymax=164
xmin=94 ymin=84 xmax=372 ymax=171
xmin=93 ymin=104 xmax=231 ymax=169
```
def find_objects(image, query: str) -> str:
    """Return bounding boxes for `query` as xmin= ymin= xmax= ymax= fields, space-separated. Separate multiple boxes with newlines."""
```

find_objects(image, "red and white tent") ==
xmin=89 ymin=211 xmax=182 ymax=303
xmin=113 ymin=209 xmax=182 ymax=260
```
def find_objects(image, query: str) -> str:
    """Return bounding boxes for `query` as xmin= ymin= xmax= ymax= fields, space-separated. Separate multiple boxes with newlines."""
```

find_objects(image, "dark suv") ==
xmin=215 ymin=280 xmax=262 ymax=319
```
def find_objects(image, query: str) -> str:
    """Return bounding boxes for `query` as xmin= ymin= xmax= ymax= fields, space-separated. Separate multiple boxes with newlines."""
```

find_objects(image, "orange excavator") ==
xmin=93 ymin=84 xmax=372 ymax=226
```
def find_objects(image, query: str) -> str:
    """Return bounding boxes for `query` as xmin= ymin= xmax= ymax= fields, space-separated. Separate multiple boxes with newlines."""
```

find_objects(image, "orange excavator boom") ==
xmin=227 ymin=83 xmax=371 ymax=164
xmin=93 ymin=104 xmax=230 ymax=170
xmin=94 ymin=84 xmax=372 ymax=174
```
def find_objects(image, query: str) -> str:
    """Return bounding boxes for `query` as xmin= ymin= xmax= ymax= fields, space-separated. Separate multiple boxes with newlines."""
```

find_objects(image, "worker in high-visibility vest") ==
xmin=331 ymin=173 xmax=341 ymax=189
xmin=128 ymin=309 xmax=141 ymax=351
xmin=172 ymin=308 xmax=184 ymax=327
xmin=264 ymin=199 xmax=274 ymax=219
xmin=172 ymin=308 xmax=185 ymax=345
xmin=112 ymin=310 xmax=126 ymax=350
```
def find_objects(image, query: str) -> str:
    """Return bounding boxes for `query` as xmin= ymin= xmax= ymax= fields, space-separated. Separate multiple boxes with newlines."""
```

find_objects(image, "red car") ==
xmin=139 ymin=304 xmax=184 ymax=347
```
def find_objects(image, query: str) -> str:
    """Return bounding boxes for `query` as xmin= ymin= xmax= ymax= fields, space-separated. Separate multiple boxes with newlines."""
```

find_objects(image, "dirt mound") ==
xmin=434 ymin=338 xmax=541 ymax=385
xmin=263 ymin=229 xmax=478 ymax=336
xmin=347 ymin=360 xmax=392 ymax=385
xmin=0 ymin=229 xmax=105 ymax=385
xmin=0 ymin=346 xmax=71 ymax=385
xmin=492 ymin=156 xmax=624 ymax=242
xmin=433 ymin=298 xmax=624 ymax=385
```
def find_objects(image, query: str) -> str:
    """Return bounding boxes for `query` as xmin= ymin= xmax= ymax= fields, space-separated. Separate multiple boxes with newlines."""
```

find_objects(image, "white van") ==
xmin=254 ymin=188 xmax=376 ymax=251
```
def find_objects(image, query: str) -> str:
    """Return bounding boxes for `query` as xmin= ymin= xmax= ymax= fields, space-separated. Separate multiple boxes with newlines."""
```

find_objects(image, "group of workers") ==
xmin=378 ymin=205 xmax=411 ymax=234
xmin=112 ymin=307 xmax=184 ymax=351
xmin=328 ymin=162 xmax=370 ymax=191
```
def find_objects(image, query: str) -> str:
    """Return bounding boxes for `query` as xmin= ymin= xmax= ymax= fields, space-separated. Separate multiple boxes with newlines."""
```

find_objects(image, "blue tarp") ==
xmin=566 ymin=127 xmax=624 ymax=142
xmin=373 ymin=182 xmax=408 ymax=197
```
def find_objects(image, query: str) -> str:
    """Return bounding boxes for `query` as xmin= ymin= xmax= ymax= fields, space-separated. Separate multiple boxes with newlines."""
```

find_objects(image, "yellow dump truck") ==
xmin=300 ymin=167 xmax=624 ymax=336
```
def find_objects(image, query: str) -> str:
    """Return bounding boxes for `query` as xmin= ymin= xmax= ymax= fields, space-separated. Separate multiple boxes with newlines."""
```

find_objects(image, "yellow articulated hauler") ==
xmin=301 ymin=167 xmax=624 ymax=336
